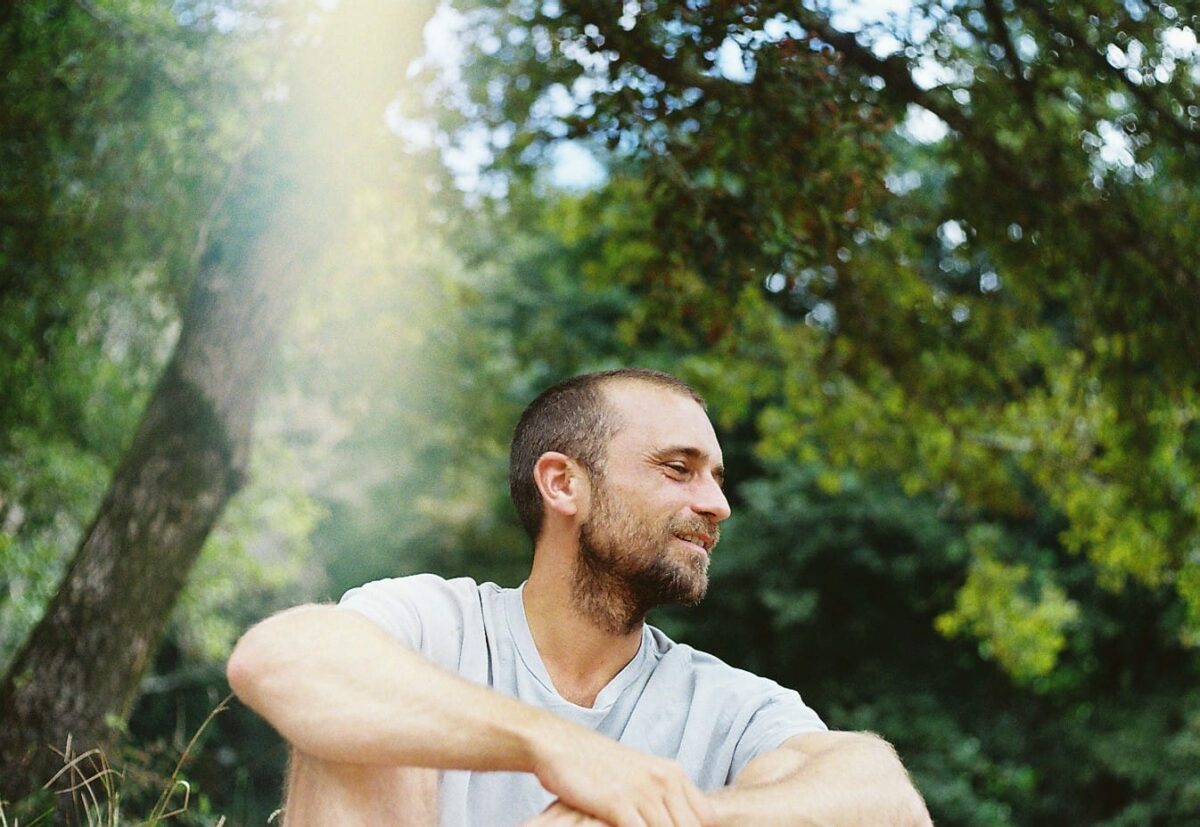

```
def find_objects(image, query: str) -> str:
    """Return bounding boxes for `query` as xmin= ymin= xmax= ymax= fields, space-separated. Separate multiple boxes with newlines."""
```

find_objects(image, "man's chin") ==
xmin=681 ymin=572 xmax=709 ymax=605
xmin=642 ymin=564 xmax=707 ymax=608
xmin=674 ymin=585 xmax=707 ymax=607
xmin=672 ymin=552 xmax=710 ymax=605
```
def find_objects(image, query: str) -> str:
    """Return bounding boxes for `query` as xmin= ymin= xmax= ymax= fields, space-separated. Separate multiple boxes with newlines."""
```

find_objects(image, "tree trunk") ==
xmin=0 ymin=0 xmax=431 ymax=804
xmin=0 ymin=188 xmax=315 ymax=802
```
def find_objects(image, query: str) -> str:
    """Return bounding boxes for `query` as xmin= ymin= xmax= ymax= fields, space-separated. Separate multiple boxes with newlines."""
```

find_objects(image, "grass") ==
xmin=0 ymin=694 xmax=233 ymax=827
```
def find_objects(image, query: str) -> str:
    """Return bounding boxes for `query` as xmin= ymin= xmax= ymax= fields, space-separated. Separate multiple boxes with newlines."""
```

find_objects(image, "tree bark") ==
xmin=0 ymin=184 xmax=315 ymax=803
xmin=0 ymin=0 xmax=432 ymax=805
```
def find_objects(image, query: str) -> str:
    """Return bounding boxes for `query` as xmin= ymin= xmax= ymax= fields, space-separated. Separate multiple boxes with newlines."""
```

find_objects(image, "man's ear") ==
xmin=532 ymin=452 xmax=588 ymax=519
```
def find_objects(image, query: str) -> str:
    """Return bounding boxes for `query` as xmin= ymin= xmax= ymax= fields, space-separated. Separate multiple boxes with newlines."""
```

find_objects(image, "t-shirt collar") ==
xmin=506 ymin=582 xmax=653 ymax=711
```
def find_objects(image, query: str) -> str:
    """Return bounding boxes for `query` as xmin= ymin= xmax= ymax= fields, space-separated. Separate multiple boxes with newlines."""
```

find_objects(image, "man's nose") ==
xmin=693 ymin=476 xmax=731 ymax=523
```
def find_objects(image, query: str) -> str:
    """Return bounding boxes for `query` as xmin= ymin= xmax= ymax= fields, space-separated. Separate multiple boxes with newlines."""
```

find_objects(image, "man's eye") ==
xmin=665 ymin=463 xmax=689 ymax=475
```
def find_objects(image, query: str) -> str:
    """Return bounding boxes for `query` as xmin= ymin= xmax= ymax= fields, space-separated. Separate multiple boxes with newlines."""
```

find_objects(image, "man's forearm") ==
xmin=228 ymin=604 xmax=562 ymax=772
xmin=228 ymin=605 xmax=718 ymax=827
xmin=708 ymin=731 xmax=932 ymax=827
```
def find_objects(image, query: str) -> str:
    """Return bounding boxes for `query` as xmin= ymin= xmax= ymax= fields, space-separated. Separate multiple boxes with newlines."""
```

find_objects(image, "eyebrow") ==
xmin=652 ymin=445 xmax=725 ymax=487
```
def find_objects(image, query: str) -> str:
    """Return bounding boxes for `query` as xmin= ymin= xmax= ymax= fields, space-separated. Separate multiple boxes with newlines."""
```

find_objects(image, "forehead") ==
xmin=601 ymin=381 xmax=723 ymax=461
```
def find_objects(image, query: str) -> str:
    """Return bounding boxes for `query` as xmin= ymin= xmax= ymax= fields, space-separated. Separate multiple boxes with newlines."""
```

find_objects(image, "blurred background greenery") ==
xmin=2 ymin=0 xmax=1199 ymax=824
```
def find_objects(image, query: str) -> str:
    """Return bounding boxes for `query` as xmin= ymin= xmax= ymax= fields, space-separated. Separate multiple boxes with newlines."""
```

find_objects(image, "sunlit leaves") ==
xmin=440 ymin=0 xmax=1200 ymax=674
xmin=0 ymin=0 xmax=308 ymax=671
xmin=936 ymin=527 xmax=1080 ymax=681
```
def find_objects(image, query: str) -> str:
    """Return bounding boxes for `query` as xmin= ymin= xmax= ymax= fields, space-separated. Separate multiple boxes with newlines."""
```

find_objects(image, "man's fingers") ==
xmin=521 ymin=801 xmax=611 ymax=826
xmin=618 ymin=808 xmax=650 ymax=827
xmin=637 ymin=799 xmax=676 ymax=827
xmin=663 ymin=790 xmax=703 ymax=827
xmin=683 ymin=780 xmax=718 ymax=826
xmin=534 ymin=730 xmax=713 ymax=827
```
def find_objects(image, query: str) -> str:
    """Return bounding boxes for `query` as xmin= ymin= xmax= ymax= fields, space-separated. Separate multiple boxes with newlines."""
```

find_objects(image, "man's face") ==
xmin=576 ymin=382 xmax=731 ymax=612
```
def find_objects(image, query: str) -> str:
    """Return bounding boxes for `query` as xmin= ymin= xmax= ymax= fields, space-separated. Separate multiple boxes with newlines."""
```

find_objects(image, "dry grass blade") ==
xmin=10 ymin=694 xmax=233 ymax=826
xmin=145 ymin=692 xmax=232 ymax=824
xmin=43 ymin=740 xmax=121 ymax=827
xmin=150 ymin=780 xmax=189 ymax=822
xmin=56 ymin=762 xmax=119 ymax=796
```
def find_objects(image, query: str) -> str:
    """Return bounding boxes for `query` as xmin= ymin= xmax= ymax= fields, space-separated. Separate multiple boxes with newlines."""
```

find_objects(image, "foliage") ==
xmin=934 ymin=525 xmax=1080 ymax=682
xmin=0 ymin=0 xmax=322 ymax=815
xmin=667 ymin=459 xmax=1198 ymax=824
xmin=433 ymin=0 xmax=1200 ymax=664
xmin=355 ymin=167 xmax=1200 ymax=821
xmin=4 ymin=0 xmax=1200 ymax=824
xmin=0 ymin=0 xmax=286 ymax=668
xmin=1 ymin=693 xmax=234 ymax=826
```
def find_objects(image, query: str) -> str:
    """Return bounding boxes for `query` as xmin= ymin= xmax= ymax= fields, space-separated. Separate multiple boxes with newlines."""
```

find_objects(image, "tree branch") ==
xmin=74 ymin=0 xmax=189 ymax=92
xmin=1016 ymin=0 xmax=1200 ymax=150
xmin=982 ymin=0 xmax=1042 ymax=126
xmin=789 ymin=4 xmax=1200 ymax=370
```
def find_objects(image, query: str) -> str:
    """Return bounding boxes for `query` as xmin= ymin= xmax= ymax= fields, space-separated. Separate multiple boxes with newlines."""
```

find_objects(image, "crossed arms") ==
xmin=227 ymin=605 xmax=932 ymax=826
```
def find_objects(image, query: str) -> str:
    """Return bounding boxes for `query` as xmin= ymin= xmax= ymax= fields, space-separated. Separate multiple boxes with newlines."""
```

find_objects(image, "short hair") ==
xmin=509 ymin=368 xmax=706 ymax=543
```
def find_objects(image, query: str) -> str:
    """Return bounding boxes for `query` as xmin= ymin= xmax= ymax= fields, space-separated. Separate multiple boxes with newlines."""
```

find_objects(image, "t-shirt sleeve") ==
xmin=337 ymin=573 xmax=479 ymax=672
xmin=727 ymin=686 xmax=827 ymax=783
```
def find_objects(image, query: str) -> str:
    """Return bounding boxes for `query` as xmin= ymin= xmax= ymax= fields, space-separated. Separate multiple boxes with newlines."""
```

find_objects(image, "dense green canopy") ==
xmin=440 ymin=0 xmax=1200 ymax=654
xmin=2 ymin=0 xmax=1198 ymax=823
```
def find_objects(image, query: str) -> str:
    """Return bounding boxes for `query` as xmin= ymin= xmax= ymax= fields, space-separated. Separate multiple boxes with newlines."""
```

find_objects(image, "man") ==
xmin=227 ymin=369 xmax=931 ymax=826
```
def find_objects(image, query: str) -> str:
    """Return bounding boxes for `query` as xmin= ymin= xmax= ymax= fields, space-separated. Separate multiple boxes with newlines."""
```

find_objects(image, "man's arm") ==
xmin=707 ymin=730 xmax=932 ymax=826
xmin=525 ymin=731 xmax=931 ymax=827
xmin=226 ymin=604 xmax=716 ymax=827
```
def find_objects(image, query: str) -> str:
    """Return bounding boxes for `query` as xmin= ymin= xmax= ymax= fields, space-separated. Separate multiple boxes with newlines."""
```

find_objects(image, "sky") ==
xmin=411 ymin=1 xmax=933 ymax=191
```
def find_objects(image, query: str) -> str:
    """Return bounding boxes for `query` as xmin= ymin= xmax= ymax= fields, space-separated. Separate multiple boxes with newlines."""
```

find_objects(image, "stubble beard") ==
xmin=573 ymin=483 xmax=719 ymax=635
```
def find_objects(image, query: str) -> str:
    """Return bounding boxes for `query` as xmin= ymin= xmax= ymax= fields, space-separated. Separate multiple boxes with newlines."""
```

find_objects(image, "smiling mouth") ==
xmin=673 ymin=532 xmax=715 ymax=553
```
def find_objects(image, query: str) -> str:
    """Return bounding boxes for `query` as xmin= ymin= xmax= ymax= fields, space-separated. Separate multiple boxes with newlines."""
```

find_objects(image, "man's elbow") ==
xmin=858 ymin=733 xmax=932 ymax=827
xmin=225 ymin=604 xmax=323 ymax=712
xmin=821 ymin=731 xmax=931 ymax=826
xmin=226 ymin=618 xmax=274 ymax=710
xmin=894 ymin=784 xmax=933 ymax=827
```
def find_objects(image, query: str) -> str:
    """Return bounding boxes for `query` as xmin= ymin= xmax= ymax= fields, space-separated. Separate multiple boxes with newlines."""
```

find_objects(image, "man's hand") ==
xmin=521 ymin=801 xmax=610 ymax=826
xmin=229 ymin=605 xmax=717 ymax=826
xmin=531 ymin=726 xmax=716 ymax=827
xmin=708 ymin=732 xmax=933 ymax=826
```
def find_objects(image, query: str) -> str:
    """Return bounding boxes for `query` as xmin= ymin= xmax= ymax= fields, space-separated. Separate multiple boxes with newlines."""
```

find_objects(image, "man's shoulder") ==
xmin=645 ymin=623 xmax=738 ymax=668
xmin=340 ymin=572 xmax=504 ymax=606
xmin=640 ymin=623 xmax=827 ymax=771
xmin=644 ymin=624 xmax=780 ymax=691
xmin=337 ymin=573 xmax=510 ymax=666
xmin=337 ymin=572 xmax=509 ymax=635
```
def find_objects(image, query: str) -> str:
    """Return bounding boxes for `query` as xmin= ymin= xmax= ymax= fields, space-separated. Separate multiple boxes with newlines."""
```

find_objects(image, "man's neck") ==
xmin=522 ymin=566 xmax=644 ymax=708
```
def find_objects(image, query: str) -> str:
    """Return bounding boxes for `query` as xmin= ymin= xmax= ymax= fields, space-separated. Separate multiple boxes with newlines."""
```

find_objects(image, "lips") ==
xmin=673 ymin=529 xmax=717 ymax=552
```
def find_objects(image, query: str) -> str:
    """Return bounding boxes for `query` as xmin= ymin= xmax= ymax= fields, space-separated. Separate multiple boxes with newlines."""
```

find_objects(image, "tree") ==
xmin=371 ymin=177 xmax=1199 ymax=823
xmin=0 ymin=0 xmax=434 ymax=804
xmin=361 ymin=3 xmax=1200 ymax=818
xmin=434 ymin=0 xmax=1200 ymax=670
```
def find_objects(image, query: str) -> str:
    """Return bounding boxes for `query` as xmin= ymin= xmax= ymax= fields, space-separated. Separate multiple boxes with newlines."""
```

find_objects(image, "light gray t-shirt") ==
xmin=339 ymin=574 xmax=825 ymax=827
